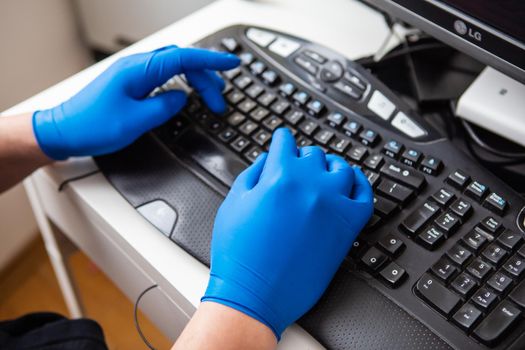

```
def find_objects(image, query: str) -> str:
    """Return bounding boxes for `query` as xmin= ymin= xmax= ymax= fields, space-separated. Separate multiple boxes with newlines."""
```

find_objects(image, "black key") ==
xmin=233 ymin=75 xmax=253 ymax=90
xmin=400 ymin=148 xmax=422 ymax=168
xmin=431 ymin=257 xmax=458 ymax=282
xmin=488 ymin=272 xmax=513 ymax=294
xmin=416 ymin=273 xmax=461 ymax=316
xmin=342 ymin=120 xmax=362 ymax=137
xmin=296 ymin=136 xmax=312 ymax=147
xmin=346 ymin=145 xmax=368 ymax=163
xmin=473 ymin=300 xmax=521 ymax=346
xmin=374 ymin=195 xmax=398 ymax=217
xmin=378 ymin=234 xmax=405 ymax=256
xmin=226 ymin=89 xmax=245 ymax=105
xmin=292 ymin=91 xmax=310 ymax=106
xmin=313 ymin=129 xmax=334 ymax=146
xmin=258 ymin=92 xmax=277 ymax=107
xmin=206 ymin=119 xmax=224 ymax=133
xmin=320 ymin=61 xmax=344 ymax=82
xmin=359 ymin=129 xmax=380 ymax=147
xmin=510 ymin=279 xmax=525 ymax=308
xmin=382 ymin=140 xmax=404 ymax=159
xmin=453 ymin=303 xmax=482 ymax=331
xmin=360 ymin=247 xmax=388 ymax=272
xmin=418 ymin=226 xmax=446 ymax=250
xmin=262 ymin=115 xmax=283 ymax=132
xmin=245 ymin=83 xmax=265 ymax=99
xmin=447 ymin=170 xmax=470 ymax=190
xmin=483 ymin=192 xmax=508 ymax=215
xmin=467 ymin=258 xmax=493 ymax=281
xmin=462 ymin=228 xmax=489 ymax=253
xmin=348 ymin=239 xmax=367 ymax=259
xmin=239 ymin=120 xmax=258 ymax=136
xmin=244 ymin=146 xmax=262 ymax=163
xmin=284 ymin=110 xmax=304 ymax=126
xmin=519 ymin=245 xmax=525 ymax=257
xmin=482 ymin=243 xmax=508 ymax=266
xmin=379 ymin=262 xmax=406 ymax=288
xmin=261 ymin=70 xmax=279 ymax=85
xmin=343 ymin=71 xmax=367 ymax=90
xmin=237 ymin=99 xmax=257 ymax=114
xmin=364 ymin=214 xmax=382 ymax=231
xmin=306 ymin=100 xmax=325 ymax=117
xmin=420 ymin=156 xmax=442 ymax=176
xmin=379 ymin=163 xmax=425 ymax=190
xmin=497 ymin=230 xmax=523 ymax=251
xmin=447 ymin=244 xmax=473 ymax=267
xmin=294 ymin=56 xmax=318 ymax=75
xmin=218 ymin=128 xmax=237 ymax=143
xmin=329 ymin=137 xmax=351 ymax=154
xmin=334 ymin=80 xmax=362 ymax=99
xmin=364 ymin=171 xmax=380 ymax=188
xmin=298 ymin=120 xmax=319 ymax=136
xmin=378 ymin=180 xmax=414 ymax=205
xmin=432 ymin=188 xmax=455 ymax=207
xmin=249 ymin=61 xmax=266 ymax=75
xmin=465 ymin=180 xmax=489 ymax=202
xmin=503 ymin=254 xmax=525 ymax=278
xmin=231 ymin=136 xmax=251 ymax=153
xmin=278 ymin=82 xmax=296 ymax=97
xmin=326 ymin=112 xmax=346 ymax=127
xmin=250 ymin=106 xmax=270 ymax=122
xmin=472 ymin=287 xmax=498 ymax=310
xmin=239 ymin=51 xmax=254 ymax=65
xmin=451 ymin=273 xmax=477 ymax=297
xmin=221 ymin=37 xmax=239 ymax=52
xmin=363 ymin=154 xmax=384 ymax=171
xmin=252 ymin=129 xmax=272 ymax=146
xmin=303 ymin=50 xmax=327 ymax=64
xmin=434 ymin=212 xmax=461 ymax=235
xmin=449 ymin=198 xmax=472 ymax=220
xmin=223 ymin=67 xmax=242 ymax=80
xmin=270 ymin=99 xmax=291 ymax=116
xmin=480 ymin=216 xmax=503 ymax=234
xmin=400 ymin=202 xmax=440 ymax=235
xmin=227 ymin=112 xmax=246 ymax=126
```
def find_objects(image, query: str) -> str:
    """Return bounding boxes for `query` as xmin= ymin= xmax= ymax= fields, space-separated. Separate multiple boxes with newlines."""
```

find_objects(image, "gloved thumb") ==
xmin=135 ymin=89 xmax=188 ymax=131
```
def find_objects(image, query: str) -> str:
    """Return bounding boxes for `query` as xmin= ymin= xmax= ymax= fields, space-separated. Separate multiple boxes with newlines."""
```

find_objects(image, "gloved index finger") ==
xmin=265 ymin=128 xmax=298 ymax=168
xmin=174 ymin=48 xmax=240 ymax=73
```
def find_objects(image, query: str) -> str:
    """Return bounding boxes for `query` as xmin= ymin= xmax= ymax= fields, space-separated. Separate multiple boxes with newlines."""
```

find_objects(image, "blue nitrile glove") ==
xmin=32 ymin=46 xmax=240 ymax=160
xmin=202 ymin=128 xmax=374 ymax=339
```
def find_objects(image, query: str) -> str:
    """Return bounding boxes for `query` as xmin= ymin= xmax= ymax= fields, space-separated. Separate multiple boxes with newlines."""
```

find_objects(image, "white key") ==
xmin=367 ymin=90 xmax=395 ymax=120
xmin=269 ymin=37 xmax=301 ymax=57
xmin=391 ymin=112 xmax=427 ymax=138
xmin=246 ymin=28 xmax=276 ymax=47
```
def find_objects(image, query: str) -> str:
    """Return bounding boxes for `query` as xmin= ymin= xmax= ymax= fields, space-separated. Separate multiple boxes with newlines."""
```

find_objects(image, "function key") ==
xmin=480 ymin=216 xmax=503 ymax=234
xmin=453 ymin=303 xmax=482 ymax=331
xmin=278 ymin=82 xmax=296 ymax=97
xmin=239 ymin=51 xmax=254 ymax=65
xmin=400 ymin=148 xmax=422 ymax=168
xmin=320 ymin=61 xmax=344 ymax=82
xmin=449 ymin=198 xmax=472 ymax=220
xmin=487 ymin=272 xmax=513 ymax=294
xmin=261 ymin=70 xmax=279 ymax=85
xmin=465 ymin=180 xmax=489 ymax=202
xmin=416 ymin=273 xmax=461 ymax=317
xmin=467 ymin=258 xmax=493 ymax=281
xmin=334 ymin=81 xmax=363 ymax=99
xmin=221 ymin=37 xmax=240 ymax=52
xmin=419 ymin=156 xmax=443 ymax=176
xmin=249 ymin=60 xmax=266 ymax=75
xmin=378 ymin=234 xmax=405 ymax=256
xmin=294 ymin=56 xmax=319 ymax=75
xmin=313 ymin=129 xmax=334 ymax=146
xmin=447 ymin=170 xmax=471 ymax=190
xmin=451 ymin=272 xmax=477 ymax=297
xmin=326 ymin=112 xmax=346 ymax=127
xmin=419 ymin=226 xmax=446 ymax=250
xmin=379 ymin=262 xmax=407 ymax=288
xmin=292 ymin=91 xmax=310 ymax=106
xmin=306 ymin=100 xmax=325 ymax=117
xmin=343 ymin=71 xmax=367 ymax=91
xmin=346 ymin=145 xmax=368 ymax=163
xmin=284 ymin=110 xmax=304 ymax=126
xmin=303 ymin=50 xmax=327 ymax=64
xmin=483 ymin=192 xmax=508 ymax=216
xmin=447 ymin=244 xmax=473 ymax=267
xmin=482 ymin=243 xmax=509 ymax=266
xmin=359 ymin=129 xmax=380 ymax=147
xmin=342 ymin=120 xmax=362 ymax=137
xmin=329 ymin=137 xmax=351 ymax=154
xmin=497 ymin=229 xmax=522 ymax=251
xmin=472 ymin=287 xmax=498 ymax=310
xmin=473 ymin=300 xmax=521 ymax=346
xmin=382 ymin=140 xmax=404 ymax=159
xmin=360 ymin=246 xmax=388 ymax=272
xmin=432 ymin=188 xmax=455 ymax=207
xmin=503 ymin=254 xmax=525 ymax=278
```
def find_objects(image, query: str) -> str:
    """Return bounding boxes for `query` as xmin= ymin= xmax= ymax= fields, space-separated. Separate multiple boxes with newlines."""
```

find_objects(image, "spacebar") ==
xmin=174 ymin=128 xmax=248 ymax=187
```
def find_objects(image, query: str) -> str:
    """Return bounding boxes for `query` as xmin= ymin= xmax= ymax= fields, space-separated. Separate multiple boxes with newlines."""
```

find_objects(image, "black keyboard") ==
xmin=103 ymin=26 xmax=525 ymax=349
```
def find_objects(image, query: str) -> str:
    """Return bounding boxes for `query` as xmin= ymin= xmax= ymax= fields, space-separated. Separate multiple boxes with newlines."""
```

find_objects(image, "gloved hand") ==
xmin=202 ymin=128 xmax=374 ymax=339
xmin=33 ymin=46 xmax=240 ymax=160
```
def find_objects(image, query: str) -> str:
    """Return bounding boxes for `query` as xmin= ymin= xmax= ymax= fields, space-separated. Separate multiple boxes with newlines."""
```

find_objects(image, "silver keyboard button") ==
xmin=391 ymin=112 xmax=427 ymax=138
xmin=246 ymin=28 xmax=276 ymax=47
xmin=367 ymin=90 xmax=395 ymax=120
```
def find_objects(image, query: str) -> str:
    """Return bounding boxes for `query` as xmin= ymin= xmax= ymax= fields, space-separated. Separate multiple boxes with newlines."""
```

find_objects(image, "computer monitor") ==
xmin=364 ymin=0 xmax=525 ymax=84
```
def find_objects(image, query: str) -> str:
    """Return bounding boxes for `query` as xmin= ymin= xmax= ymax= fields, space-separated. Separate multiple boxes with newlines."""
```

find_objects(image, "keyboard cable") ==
xmin=134 ymin=284 xmax=159 ymax=350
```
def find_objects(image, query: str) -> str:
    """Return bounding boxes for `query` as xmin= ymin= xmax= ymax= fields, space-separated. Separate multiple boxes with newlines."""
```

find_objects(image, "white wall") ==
xmin=0 ymin=0 xmax=92 ymax=269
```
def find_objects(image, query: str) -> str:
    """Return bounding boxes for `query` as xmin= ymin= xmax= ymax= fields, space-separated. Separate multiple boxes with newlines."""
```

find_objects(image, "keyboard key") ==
xmin=221 ymin=37 xmax=239 ymax=52
xmin=218 ymin=128 xmax=237 ymax=143
xmin=249 ymin=60 xmax=266 ymax=75
xmin=482 ymin=243 xmax=508 ymax=266
xmin=473 ymin=300 xmax=521 ymax=346
xmin=360 ymin=247 xmax=388 ymax=272
xmin=363 ymin=154 xmax=384 ymax=171
xmin=296 ymin=136 xmax=312 ymax=147
xmin=379 ymin=262 xmax=406 ymax=288
xmin=462 ymin=228 xmax=489 ymax=253
xmin=378 ymin=234 xmax=405 ymax=256
xmin=497 ymin=230 xmax=522 ymax=251
xmin=270 ymin=99 xmax=291 ymax=115
xmin=447 ymin=170 xmax=470 ymax=190
xmin=400 ymin=201 xmax=440 ymax=235
xmin=294 ymin=56 xmax=318 ymax=75
xmin=382 ymin=140 xmax=404 ymax=159
xmin=348 ymin=239 xmax=367 ymax=259
xmin=342 ymin=120 xmax=362 ymax=137
xmin=284 ymin=110 xmax=304 ymax=126
xmin=431 ymin=188 xmax=455 ymax=207
xmin=343 ymin=71 xmax=367 ymax=90
xmin=334 ymin=80 xmax=362 ymax=99
xmin=472 ymin=287 xmax=498 ymax=310
xmin=237 ymin=99 xmax=257 ymax=114
xmin=223 ymin=67 xmax=242 ymax=80
xmin=416 ymin=273 xmax=461 ymax=317
xmin=483 ymin=192 xmax=508 ymax=215
xmin=364 ymin=214 xmax=382 ymax=231
xmin=226 ymin=89 xmax=245 ymax=105
xmin=503 ymin=254 xmax=525 ymax=278
xmin=239 ymin=120 xmax=259 ymax=136
xmin=326 ymin=112 xmax=346 ymax=127
xmin=258 ymin=92 xmax=277 ymax=107
xmin=298 ymin=120 xmax=319 ymax=136
xmin=227 ymin=111 xmax=246 ymax=126
xmin=329 ymin=137 xmax=351 ymax=154
xmin=262 ymin=115 xmax=283 ymax=131
xmin=447 ymin=244 xmax=473 ymax=267
xmin=488 ymin=272 xmax=513 ymax=294
xmin=400 ymin=148 xmax=422 ymax=168
xmin=374 ymin=195 xmax=398 ymax=217
xmin=252 ymin=129 xmax=272 ymax=146
xmin=303 ymin=50 xmax=327 ymax=64
xmin=245 ymin=83 xmax=265 ymax=99
xmin=509 ymin=279 xmax=525 ymax=308
xmin=420 ymin=156 xmax=442 ymax=176
xmin=449 ymin=198 xmax=472 ymax=220
xmin=519 ymin=245 xmax=525 ymax=257
xmin=313 ymin=129 xmax=334 ymax=145
xmin=434 ymin=212 xmax=461 ymax=235
xmin=292 ymin=91 xmax=310 ymax=105
xmin=244 ymin=146 xmax=262 ymax=162
xmin=233 ymin=75 xmax=253 ymax=90
xmin=346 ymin=145 xmax=368 ymax=163
xmin=306 ymin=99 xmax=325 ymax=117
xmin=320 ymin=61 xmax=344 ymax=82
xmin=359 ymin=129 xmax=380 ymax=147
xmin=451 ymin=273 xmax=477 ymax=297
xmin=419 ymin=226 xmax=446 ymax=250
xmin=231 ymin=136 xmax=251 ymax=152
xmin=480 ymin=216 xmax=503 ymax=234
xmin=250 ymin=106 xmax=270 ymax=122
xmin=239 ymin=51 xmax=254 ymax=65
xmin=467 ymin=258 xmax=493 ymax=281
xmin=431 ymin=257 xmax=457 ymax=282
xmin=453 ymin=303 xmax=482 ymax=331
xmin=378 ymin=180 xmax=414 ymax=205
xmin=278 ymin=82 xmax=296 ymax=97
xmin=465 ymin=180 xmax=489 ymax=202
xmin=261 ymin=70 xmax=279 ymax=85
xmin=379 ymin=163 xmax=425 ymax=190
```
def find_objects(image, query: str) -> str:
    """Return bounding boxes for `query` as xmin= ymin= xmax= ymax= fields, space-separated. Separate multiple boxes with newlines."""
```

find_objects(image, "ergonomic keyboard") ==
xmin=95 ymin=25 xmax=525 ymax=349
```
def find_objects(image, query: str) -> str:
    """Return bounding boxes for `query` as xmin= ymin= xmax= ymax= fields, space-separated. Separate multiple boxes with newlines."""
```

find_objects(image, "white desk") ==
xmin=2 ymin=0 xmax=390 ymax=348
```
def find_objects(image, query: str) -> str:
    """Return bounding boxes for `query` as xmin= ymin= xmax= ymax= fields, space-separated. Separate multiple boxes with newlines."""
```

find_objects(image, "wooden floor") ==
xmin=0 ymin=237 xmax=172 ymax=349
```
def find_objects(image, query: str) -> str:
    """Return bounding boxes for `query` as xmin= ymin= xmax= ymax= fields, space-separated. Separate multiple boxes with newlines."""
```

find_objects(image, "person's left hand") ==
xmin=32 ymin=46 xmax=240 ymax=160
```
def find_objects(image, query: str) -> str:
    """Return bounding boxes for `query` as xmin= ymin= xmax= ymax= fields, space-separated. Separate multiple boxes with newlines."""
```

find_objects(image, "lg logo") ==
xmin=454 ymin=19 xmax=482 ymax=41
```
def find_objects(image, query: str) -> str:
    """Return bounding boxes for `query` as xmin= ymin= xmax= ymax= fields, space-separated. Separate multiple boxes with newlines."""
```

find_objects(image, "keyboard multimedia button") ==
xmin=391 ymin=111 xmax=427 ymax=138
xmin=453 ymin=303 xmax=482 ymax=331
xmin=303 ymin=50 xmax=327 ymax=64
xmin=268 ymin=37 xmax=300 ymax=57
xmin=320 ymin=61 xmax=343 ymax=82
xmin=382 ymin=140 xmax=404 ymax=159
xmin=473 ymin=300 xmax=521 ymax=346
xmin=379 ymin=262 xmax=406 ymax=288
xmin=334 ymin=81 xmax=362 ymax=99
xmin=343 ymin=71 xmax=367 ymax=91
xmin=294 ymin=56 xmax=318 ymax=75
xmin=400 ymin=149 xmax=422 ymax=168
xmin=218 ymin=128 xmax=237 ymax=143
xmin=367 ymin=90 xmax=395 ymax=120
xmin=246 ymin=28 xmax=276 ymax=47
xmin=416 ymin=273 xmax=461 ymax=316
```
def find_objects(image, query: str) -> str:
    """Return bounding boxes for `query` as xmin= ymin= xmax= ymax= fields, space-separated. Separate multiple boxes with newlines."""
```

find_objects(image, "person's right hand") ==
xmin=32 ymin=46 xmax=240 ymax=160
xmin=202 ymin=128 xmax=374 ymax=340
